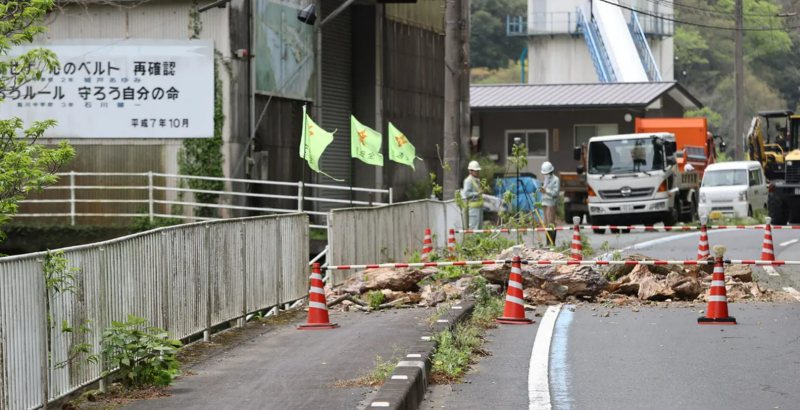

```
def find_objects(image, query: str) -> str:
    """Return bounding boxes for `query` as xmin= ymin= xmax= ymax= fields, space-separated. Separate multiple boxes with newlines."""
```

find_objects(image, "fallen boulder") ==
xmin=666 ymin=271 xmax=703 ymax=300
xmin=481 ymin=245 xmax=608 ymax=299
xmin=342 ymin=267 xmax=438 ymax=294
xmin=638 ymin=273 xmax=675 ymax=301
xmin=725 ymin=264 xmax=753 ymax=283
xmin=479 ymin=246 xmax=566 ymax=288
xmin=420 ymin=284 xmax=446 ymax=307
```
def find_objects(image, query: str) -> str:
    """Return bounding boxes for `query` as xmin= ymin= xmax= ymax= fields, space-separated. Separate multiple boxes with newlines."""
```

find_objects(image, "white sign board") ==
xmin=0 ymin=39 xmax=214 ymax=139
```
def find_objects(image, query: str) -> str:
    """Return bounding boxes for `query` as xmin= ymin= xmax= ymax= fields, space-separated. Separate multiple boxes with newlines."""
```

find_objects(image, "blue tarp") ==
xmin=493 ymin=177 xmax=543 ymax=213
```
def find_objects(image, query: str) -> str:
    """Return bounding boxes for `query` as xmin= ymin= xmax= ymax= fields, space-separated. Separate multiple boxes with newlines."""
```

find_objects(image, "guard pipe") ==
xmin=320 ymin=259 xmax=800 ymax=271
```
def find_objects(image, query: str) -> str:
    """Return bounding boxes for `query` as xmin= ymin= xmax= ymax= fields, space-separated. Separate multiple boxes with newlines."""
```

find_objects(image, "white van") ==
xmin=698 ymin=161 xmax=767 ymax=219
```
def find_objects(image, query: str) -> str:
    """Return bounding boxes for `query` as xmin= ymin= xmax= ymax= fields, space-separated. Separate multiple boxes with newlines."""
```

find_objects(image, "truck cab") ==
xmin=581 ymin=132 xmax=698 ymax=230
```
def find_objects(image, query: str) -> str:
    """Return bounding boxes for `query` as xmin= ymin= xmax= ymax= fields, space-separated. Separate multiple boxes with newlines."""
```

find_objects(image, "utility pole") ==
xmin=734 ymin=0 xmax=744 ymax=160
xmin=443 ymin=0 xmax=462 ymax=200
xmin=460 ymin=0 xmax=471 ymax=169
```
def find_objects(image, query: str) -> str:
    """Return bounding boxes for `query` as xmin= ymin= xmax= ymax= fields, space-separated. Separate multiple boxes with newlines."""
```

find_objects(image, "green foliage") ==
xmin=433 ymin=265 xmax=467 ymax=281
xmin=0 ymin=1 xmax=74 ymax=241
xmin=675 ymin=0 xmax=798 ymax=146
xmin=363 ymin=290 xmax=385 ymax=310
xmin=129 ymin=211 xmax=183 ymax=234
xmin=405 ymin=173 xmax=443 ymax=200
xmin=360 ymin=354 xmax=398 ymax=386
xmin=470 ymin=0 xmax=527 ymax=70
xmin=431 ymin=326 xmax=480 ymax=378
xmin=43 ymin=250 xmax=99 ymax=370
xmin=178 ymin=9 xmax=226 ymax=218
xmin=685 ymin=107 xmax=724 ymax=133
xmin=100 ymin=315 xmax=182 ymax=389
xmin=470 ymin=60 xmax=525 ymax=84
xmin=309 ymin=228 xmax=327 ymax=240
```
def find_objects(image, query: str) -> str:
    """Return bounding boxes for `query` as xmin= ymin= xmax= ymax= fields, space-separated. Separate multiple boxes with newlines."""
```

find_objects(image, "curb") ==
xmin=366 ymin=300 xmax=477 ymax=410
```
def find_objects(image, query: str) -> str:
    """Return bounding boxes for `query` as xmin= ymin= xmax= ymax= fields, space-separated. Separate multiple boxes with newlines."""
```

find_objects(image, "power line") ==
xmin=643 ymin=0 xmax=795 ymax=19
xmin=601 ymin=0 xmax=800 ymax=31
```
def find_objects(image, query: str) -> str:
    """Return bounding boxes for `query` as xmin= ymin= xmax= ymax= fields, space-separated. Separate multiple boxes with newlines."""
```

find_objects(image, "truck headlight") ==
xmin=739 ymin=190 xmax=747 ymax=202
xmin=700 ymin=192 xmax=706 ymax=203
xmin=590 ymin=206 xmax=604 ymax=214
xmin=651 ymin=201 xmax=666 ymax=210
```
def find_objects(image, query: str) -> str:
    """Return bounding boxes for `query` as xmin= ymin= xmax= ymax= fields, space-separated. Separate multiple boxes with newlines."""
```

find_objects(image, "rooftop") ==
xmin=470 ymin=82 xmax=702 ymax=111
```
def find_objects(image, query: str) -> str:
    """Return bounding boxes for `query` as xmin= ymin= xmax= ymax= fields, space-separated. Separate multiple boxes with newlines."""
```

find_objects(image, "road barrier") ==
xmin=320 ymin=258 xmax=800 ymax=270
xmin=0 ymin=214 xmax=308 ymax=410
xmin=457 ymin=225 xmax=800 ymax=233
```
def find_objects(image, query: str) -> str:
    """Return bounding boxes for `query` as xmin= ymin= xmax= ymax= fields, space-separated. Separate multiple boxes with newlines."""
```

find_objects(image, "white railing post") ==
xmin=148 ymin=171 xmax=154 ymax=223
xmin=389 ymin=187 xmax=393 ymax=204
xmin=297 ymin=181 xmax=304 ymax=212
xmin=69 ymin=170 xmax=75 ymax=226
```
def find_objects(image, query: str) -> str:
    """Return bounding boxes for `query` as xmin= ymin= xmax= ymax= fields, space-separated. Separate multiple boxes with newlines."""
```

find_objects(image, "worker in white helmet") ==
xmin=540 ymin=161 xmax=559 ymax=244
xmin=463 ymin=161 xmax=484 ymax=229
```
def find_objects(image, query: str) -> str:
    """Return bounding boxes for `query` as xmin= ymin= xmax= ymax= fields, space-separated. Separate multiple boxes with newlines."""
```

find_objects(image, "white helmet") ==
xmin=468 ymin=161 xmax=481 ymax=171
xmin=541 ymin=161 xmax=554 ymax=175
xmin=685 ymin=163 xmax=695 ymax=172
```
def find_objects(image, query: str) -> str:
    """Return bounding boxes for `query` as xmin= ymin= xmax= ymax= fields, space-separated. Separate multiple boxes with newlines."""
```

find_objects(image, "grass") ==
xmin=331 ymin=349 xmax=402 ymax=387
xmin=429 ymin=276 xmax=505 ymax=384
xmin=362 ymin=290 xmax=385 ymax=310
xmin=309 ymin=228 xmax=327 ymax=240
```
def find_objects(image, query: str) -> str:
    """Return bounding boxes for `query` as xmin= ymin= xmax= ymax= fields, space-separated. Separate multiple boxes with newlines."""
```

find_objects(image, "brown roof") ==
xmin=470 ymin=81 xmax=702 ymax=110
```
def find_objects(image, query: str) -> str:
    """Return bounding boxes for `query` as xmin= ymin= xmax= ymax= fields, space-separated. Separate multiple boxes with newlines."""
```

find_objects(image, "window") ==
xmin=506 ymin=130 xmax=548 ymax=158
xmin=749 ymin=169 xmax=762 ymax=186
xmin=575 ymin=124 xmax=619 ymax=148
xmin=702 ymin=170 xmax=747 ymax=187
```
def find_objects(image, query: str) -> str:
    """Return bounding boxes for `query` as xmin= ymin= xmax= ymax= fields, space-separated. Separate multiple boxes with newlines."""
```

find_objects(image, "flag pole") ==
xmin=301 ymin=104 xmax=306 ymax=213
xmin=349 ymin=112 xmax=353 ymax=208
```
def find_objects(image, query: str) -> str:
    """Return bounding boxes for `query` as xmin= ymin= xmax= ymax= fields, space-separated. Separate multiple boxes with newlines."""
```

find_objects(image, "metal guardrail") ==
xmin=507 ymin=11 xmax=674 ymax=37
xmin=0 ymin=213 xmax=309 ymax=410
xmin=15 ymin=171 xmax=393 ymax=230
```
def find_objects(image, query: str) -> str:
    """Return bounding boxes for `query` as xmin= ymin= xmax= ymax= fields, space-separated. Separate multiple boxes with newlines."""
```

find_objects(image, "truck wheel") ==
xmin=768 ymin=196 xmax=788 ymax=225
xmin=665 ymin=200 xmax=679 ymax=226
xmin=593 ymin=229 xmax=606 ymax=234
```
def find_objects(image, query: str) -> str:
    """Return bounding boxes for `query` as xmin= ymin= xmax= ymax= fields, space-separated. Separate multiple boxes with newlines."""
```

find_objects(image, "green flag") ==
xmin=350 ymin=115 xmax=384 ymax=166
xmin=388 ymin=122 xmax=422 ymax=170
xmin=300 ymin=106 xmax=342 ymax=181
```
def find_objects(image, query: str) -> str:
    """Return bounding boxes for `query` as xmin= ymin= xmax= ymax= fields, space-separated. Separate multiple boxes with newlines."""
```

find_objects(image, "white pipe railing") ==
xmin=16 ymin=171 xmax=394 ymax=230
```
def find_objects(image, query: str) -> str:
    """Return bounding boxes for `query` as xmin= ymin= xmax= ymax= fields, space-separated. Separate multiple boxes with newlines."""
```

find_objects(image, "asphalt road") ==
xmin=123 ymin=309 xmax=431 ymax=410
xmin=423 ymin=227 xmax=800 ymax=410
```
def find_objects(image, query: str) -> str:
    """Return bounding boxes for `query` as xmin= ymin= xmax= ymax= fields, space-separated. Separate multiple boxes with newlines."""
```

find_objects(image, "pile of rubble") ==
xmin=324 ymin=245 xmax=792 ymax=310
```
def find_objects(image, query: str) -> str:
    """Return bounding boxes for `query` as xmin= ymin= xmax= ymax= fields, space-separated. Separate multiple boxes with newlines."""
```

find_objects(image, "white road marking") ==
xmin=529 ymin=304 xmax=562 ymax=410
xmin=764 ymin=266 xmax=780 ymax=276
xmin=779 ymin=239 xmax=799 ymax=247
xmin=783 ymin=287 xmax=800 ymax=302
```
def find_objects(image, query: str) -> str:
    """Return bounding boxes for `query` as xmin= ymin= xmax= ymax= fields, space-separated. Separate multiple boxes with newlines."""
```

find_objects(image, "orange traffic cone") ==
xmin=298 ymin=263 xmax=339 ymax=330
xmin=496 ymin=246 xmax=534 ymax=325
xmin=448 ymin=228 xmax=457 ymax=260
xmin=422 ymin=228 xmax=433 ymax=261
xmin=697 ymin=216 xmax=710 ymax=260
xmin=570 ymin=216 xmax=583 ymax=261
xmin=698 ymin=245 xmax=736 ymax=325
xmin=761 ymin=217 xmax=775 ymax=261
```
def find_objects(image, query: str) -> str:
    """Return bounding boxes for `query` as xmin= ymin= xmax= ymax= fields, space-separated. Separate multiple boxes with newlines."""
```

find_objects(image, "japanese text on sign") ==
xmin=0 ymin=39 xmax=214 ymax=139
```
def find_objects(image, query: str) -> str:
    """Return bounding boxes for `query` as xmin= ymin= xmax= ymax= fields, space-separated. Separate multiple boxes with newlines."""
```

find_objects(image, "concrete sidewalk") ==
xmin=124 ymin=308 xmax=433 ymax=410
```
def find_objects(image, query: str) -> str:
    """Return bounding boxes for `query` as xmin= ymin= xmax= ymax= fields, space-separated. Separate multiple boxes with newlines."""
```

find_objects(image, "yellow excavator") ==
xmin=746 ymin=110 xmax=800 ymax=224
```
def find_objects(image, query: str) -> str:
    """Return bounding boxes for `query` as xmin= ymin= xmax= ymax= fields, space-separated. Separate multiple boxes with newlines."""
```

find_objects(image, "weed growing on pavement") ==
xmin=332 ymin=349 xmax=402 ymax=387
xmin=100 ymin=315 xmax=182 ymax=389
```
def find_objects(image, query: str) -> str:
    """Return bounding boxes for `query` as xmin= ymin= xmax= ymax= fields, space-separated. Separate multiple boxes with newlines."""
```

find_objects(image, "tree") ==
xmin=470 ymin=0 xmax=526 ymax=70
xmin=0 ymin=0 xmax=75 ymax=241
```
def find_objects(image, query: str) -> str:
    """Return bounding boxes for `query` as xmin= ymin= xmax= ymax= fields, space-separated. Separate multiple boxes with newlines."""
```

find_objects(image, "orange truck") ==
xmin=635 ymin=118 xmax=726 ymax=178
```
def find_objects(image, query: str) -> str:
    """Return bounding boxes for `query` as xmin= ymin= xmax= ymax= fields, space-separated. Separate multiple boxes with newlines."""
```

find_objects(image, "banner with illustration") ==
xmin=254 ymin=0 xmax=315 ymax=101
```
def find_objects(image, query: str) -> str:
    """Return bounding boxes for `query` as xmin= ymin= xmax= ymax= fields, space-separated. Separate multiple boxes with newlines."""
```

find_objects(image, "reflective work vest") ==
xmin=468 ymin=177 xmax=484 ymax=208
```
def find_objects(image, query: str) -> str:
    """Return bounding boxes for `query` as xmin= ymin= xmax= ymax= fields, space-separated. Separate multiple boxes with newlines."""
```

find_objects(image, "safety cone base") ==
xmin=298 ymin=322 xmax=340 ymax=330
xmin=697 ymin=317 xmax=736 ymax=325
xmin=495 ymin=316 xmax=535 ymax=325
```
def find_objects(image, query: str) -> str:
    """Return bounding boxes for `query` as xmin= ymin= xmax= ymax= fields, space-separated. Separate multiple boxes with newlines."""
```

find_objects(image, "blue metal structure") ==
xmin=520 ymin=46 xmax=527 ymax=83
xmin=628 ymin=9 xmax=663 ymax=81
xmin=577 ymin=7 xmax=616 ymax=83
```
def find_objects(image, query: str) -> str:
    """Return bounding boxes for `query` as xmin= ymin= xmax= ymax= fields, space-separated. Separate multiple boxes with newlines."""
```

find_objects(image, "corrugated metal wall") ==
xmin=317 ymin=0 xmax=354 ymax=211
xmin=0 ymin=213 xmax=308 ymax=410
xmin=386 ymin=0 xmax=446 ymax=35
xmin=384 ymin=21 xmax=445 ymax=201
xmin=327 ymin=199 xmax=462 ymax=285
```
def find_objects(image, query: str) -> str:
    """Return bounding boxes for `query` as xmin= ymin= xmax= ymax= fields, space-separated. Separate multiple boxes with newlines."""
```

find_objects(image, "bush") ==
xmin=129 ymin=211 xmax=182 ymax=234
xmin=100 ymin=315 xmax=182 ymax=388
